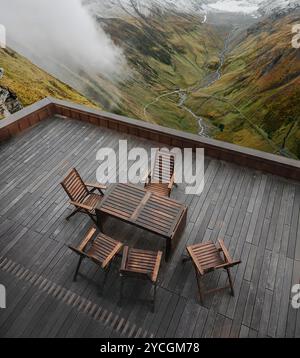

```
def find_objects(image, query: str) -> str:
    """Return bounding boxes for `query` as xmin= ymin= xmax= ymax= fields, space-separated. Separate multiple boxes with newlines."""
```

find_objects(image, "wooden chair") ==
xmin=120 ymin=247 xmax=162 ymax=312
xmin=184 ymin=240 xmax=241 ymax=304
xmin=144 ymin=150 xmax=176 ymax=197
xmin=61 ymin=168 xmax=106 ymax=224
xmin=68 ymin=227 xmax=123 ymax=291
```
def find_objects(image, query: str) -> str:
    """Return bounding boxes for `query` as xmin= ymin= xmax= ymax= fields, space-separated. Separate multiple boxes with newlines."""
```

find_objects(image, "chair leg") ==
xmin=87 ymin=212 xmax=98 ymax=225
xmin=100 ymin=263 xmax=111 ymax=294
xmin=182 ymin=256 xmax=191 ymax=264
xmin=89 ymin=211 xmax=105 ymax=230
xmin=195 ymin=270 xmax=204 ymax=305
xmin=73 ymin=256 xmax=84 ymax=282
xmin=152 ymin=282 xmax=157 ymax=313
xmin=119 ymin=276 xmax=125 ymax=306
xmin=97 ymin=189 xmax=104 ymax=196
xmin=165 ymin=239 xmax=172 ymax=262
xmin=97 ymin=219 xmax=104 ymax=233
xmin=66 ymin=208 xmax=80 ymax=221
xmin=226 ymin=268 xmax=235 ymax=296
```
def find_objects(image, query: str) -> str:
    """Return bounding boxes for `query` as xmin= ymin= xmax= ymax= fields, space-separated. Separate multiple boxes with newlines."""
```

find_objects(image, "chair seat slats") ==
xmin=120 ymin=247 xmax=162 ymax=311
xmin=144 ymin=150 xmax=176 ymax=197
xmin=61 ymin=168 xmax=105 ymax=224
xmin=84 ymin=193 xmax=102 ymax=209
xmin=121 ymin=247 xmax=162 ymax=283
xmin=186 ymin=240 xmax=241 ymax=305
xmin=144 ymin=183 xmax=170 ymax=197
xmin=128 ymin=257 xmax=157 ymax=266
xmin=69 ymin=228 xmax=123 ymax=288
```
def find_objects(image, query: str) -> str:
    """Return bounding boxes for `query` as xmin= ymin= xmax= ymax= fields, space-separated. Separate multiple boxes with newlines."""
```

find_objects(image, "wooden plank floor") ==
xmin=0 ymin=116 xmax=299 ymax=338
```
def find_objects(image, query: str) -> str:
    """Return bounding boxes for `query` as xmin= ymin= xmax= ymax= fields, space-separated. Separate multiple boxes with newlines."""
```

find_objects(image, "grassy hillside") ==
xmin=0 ymin=47 xmax=98 ymax=118
xmin=186 ymin=10 xmax=300 ymax=158
xmin=100 ymin=13 xmax=226 ymax=133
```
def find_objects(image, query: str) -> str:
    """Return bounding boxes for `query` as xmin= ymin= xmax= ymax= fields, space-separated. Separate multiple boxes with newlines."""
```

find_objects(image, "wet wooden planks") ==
xmin=0 ymin=116 xmax=299 ymax=338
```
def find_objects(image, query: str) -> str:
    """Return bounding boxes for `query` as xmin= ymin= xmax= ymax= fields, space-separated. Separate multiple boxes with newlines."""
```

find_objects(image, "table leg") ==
xmin=96 ymin=210 xmax=105 ymax=232
xmin=165 ymin=238 xmax=172 ymax=262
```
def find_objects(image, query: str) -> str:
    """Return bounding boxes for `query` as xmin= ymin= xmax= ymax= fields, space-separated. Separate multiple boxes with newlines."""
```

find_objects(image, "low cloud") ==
xmin=0 ymin=0 xmax=126 ymax=80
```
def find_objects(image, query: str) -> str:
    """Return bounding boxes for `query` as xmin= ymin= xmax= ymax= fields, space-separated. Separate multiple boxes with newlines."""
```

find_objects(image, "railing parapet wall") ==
xmin=1 ymin=97 xmax=300 ymax=182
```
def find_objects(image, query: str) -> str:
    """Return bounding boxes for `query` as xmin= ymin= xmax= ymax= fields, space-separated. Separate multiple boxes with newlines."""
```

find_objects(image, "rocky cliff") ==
xmin=0 ymin=86 xmax=23 ymax=118
xmin=0 ymin=68 xmax=23 ymax=118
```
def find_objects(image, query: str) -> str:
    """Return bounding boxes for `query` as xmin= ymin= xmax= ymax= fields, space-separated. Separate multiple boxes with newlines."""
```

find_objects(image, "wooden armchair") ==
xmin=144 ymin=150 xmax=176 ymax=197
xmin=61 ymin=168 xmax=106 ymax=224
xmin=68 ymin=227 xmax=123 ymax=291
xmin=120 ymin=247 xmax=163 ymax=312
xmin=184 ymin=240 xmax=241 ymax=304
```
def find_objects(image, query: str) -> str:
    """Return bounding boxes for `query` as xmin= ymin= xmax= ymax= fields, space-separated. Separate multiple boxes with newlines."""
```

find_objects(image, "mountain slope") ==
xmin=186 ymin=9 xmax=300 ymax=157
xmin=0 ymin=47 xmax=98 ymax=119
xmin=96 ymin=11 xmax=226 ymax=132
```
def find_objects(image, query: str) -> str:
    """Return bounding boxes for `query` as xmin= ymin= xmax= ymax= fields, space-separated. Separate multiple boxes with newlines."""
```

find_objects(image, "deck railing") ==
xmin=1 ymin=97 xmax=300 ymax=181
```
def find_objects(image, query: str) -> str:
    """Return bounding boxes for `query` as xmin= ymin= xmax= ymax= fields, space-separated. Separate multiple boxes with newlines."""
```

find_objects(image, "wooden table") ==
xmin=95 ymin=183 xmax=187 ymax=261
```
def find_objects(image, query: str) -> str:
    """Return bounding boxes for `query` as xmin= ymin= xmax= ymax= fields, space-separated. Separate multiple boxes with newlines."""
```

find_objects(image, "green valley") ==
xmin=99 ymin=13 xmax=226 ymax=133
xmin=185 ymin=9 xmax=300 ymax=158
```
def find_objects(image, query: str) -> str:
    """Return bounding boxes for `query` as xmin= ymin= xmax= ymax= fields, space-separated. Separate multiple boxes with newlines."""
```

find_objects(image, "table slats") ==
xmin=97 ymin=184 xmax=186 ymax=238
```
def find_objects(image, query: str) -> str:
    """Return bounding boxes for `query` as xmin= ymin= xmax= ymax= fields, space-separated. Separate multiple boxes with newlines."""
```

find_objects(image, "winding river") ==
xmin=143 ymin=26 xmax=233 ymax=137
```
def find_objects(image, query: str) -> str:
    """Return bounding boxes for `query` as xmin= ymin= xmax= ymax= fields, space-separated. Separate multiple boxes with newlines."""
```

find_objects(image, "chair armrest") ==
xmin=102 ymin=242 xmax=123 ymax=269
xmin=151 ymin=251 xmax=163 ymax=282
xmin=68 ymin=245 xmax=90 ymax=259
xmin=120 ymin=246 xmax=129 ymax=272
xmin=215 ymin=260 xmax=242 ymax=270
xmin=68 ymin=227 xmax=97 ymax=257
xmin=186 ymin=246 xmax=204 ymax=275
xmin=218 ymin=239 xmax=233 ymax=263
xmin=85 ymin=183 xmax=107 ymax=190
xmin=168 ymin=174 xmax=175 ymax=190
xmin=141 ymin=171 xmax=151 ymax=184
xmin=78 ymin=227 xmax=97 ymax=252
xmin=70 ymin=201 xmax=93 ymax=211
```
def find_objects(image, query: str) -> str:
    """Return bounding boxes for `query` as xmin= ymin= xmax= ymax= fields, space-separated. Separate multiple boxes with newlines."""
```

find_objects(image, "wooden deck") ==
xmin=0 ymin=116 xmax=299 ymax=338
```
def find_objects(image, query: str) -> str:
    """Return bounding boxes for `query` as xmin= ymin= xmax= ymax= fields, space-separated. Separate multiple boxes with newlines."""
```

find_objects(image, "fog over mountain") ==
xmin=0 ymin=0 xmax=296 ymax=83
xmin=0 ymin=0 xmax=127 ymax=80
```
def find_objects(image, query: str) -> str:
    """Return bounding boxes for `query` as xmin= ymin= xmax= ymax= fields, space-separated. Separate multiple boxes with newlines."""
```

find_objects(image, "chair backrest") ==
xmin=152 ymin=150 xmax=175 ymax=184
xmin=61 ymin=168 xmax=89 ymax=203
